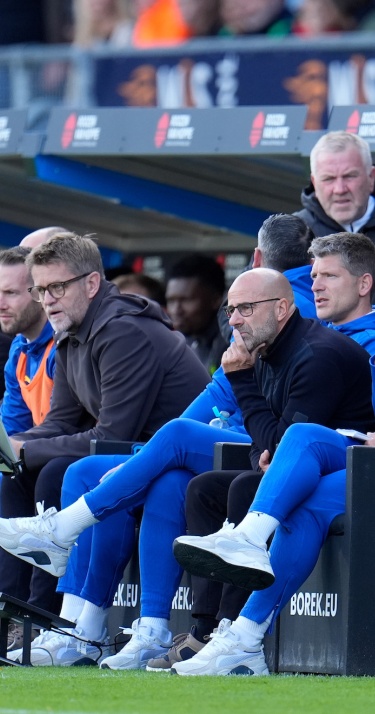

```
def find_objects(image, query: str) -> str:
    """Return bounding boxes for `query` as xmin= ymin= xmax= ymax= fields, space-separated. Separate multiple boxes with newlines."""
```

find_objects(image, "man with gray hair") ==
xmin=295 ymin=130 xmax=375 ymax=241
xmin=219 ymin=212 xmax=317 ymax=344
xmin=0 ymin=231 xmax=208 ymax=628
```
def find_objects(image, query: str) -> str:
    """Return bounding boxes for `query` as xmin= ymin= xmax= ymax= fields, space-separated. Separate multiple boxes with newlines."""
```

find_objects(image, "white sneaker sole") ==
xmin=173 ymin=539 xmax=275 ymax=590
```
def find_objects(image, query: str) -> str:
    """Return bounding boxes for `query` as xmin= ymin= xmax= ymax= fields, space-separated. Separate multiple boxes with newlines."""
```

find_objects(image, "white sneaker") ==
xmin=173 ymin=520 xmax=275 ymax=591
xmin=0 ymin=502 xmax=72 ymax=577
xmin=7 ymin=629 xmax=52 ymax=662
xmin=100 ymin=619 xmax=172 ymax=670
xmin=8 ymin=627 xmax=111 ymax=666
xmin=171 ymin=619 xmax=269 ymax=677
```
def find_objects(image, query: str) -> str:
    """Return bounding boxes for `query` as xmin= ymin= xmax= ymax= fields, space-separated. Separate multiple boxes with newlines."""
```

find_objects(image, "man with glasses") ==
xmin=0 ymin=231 xmax=208 ymax=635
xmin=0 ymin=262 xmax=371 ymax=668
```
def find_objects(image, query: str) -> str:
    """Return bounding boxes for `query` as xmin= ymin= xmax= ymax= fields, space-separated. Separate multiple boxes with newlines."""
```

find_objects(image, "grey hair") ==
xmin=310 ymin=131 xmax=373 ymax=175
xmin=26 ymin=232 xmax=105 ymax=279
xmin=309 ymin=232 xmax=375 ymax=299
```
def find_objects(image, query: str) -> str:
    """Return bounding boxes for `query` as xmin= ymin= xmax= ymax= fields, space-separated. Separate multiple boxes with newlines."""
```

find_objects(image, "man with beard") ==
xmin=0 ymin=246 xmax=56 ymax=438
xmin=0 ymin=231 xmax=208 ymax=654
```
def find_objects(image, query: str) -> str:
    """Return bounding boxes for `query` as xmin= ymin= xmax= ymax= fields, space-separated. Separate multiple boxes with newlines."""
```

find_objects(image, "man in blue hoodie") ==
xmin=0 ymin=247 xmax=55 ymax=437
xmin=310 ymin=231 xmax=375 ymax=352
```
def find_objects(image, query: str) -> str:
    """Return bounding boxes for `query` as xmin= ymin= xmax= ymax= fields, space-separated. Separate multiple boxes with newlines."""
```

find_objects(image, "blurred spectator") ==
xmin=166 ymin=253 xmax=227 ymax=375
xmin=73 ymin=0 xmax=134 ymax=47
xmin=112 ymin=272 xmax=166 ymax=305
xmin=132 ymin=0 xmax=218 ymax=47
xmin=218 ymin=0 xmax=293 ymax=36
xmin=293 ymin=0 xmax=375 ymax=34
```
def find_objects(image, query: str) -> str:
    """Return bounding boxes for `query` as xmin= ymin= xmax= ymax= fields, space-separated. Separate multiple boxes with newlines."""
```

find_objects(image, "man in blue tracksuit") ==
xmin=0 ymin=248 xmax=55 ymax=436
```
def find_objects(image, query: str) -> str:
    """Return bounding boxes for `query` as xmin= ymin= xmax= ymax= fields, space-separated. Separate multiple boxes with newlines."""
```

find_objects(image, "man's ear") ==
xmin=86 ymin=272 xmax=101 ymax=298
xmin=359 ymin=273 xmax=373 ymax=298
xmin=252 ymin=247 xmax=262 ymax=268
xmin=369 ymin=166 xmax=375 ymax=193
xmin=277 ymin=297 xmax=289 ymax=321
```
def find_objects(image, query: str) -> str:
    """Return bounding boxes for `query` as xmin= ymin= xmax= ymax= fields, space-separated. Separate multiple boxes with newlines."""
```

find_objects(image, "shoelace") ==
xmin=120 ymin=625 xmax=152 ymax=644
xmin=31 ymin=630 xmax=55 ymax=647
xmin=205 ymin=627 xmax=264 ymax=658
xmin=15 ymin=502 xmax=56 ymax=535
xmin=168 ymin=631 xmax=209 ymax=657
xmin=220 ymin=519 xmax=235 ymax=533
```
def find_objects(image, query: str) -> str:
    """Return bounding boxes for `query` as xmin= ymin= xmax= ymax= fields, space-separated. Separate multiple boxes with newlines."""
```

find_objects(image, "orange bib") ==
xmin=16 ymin=339 xmax=54 ymax=426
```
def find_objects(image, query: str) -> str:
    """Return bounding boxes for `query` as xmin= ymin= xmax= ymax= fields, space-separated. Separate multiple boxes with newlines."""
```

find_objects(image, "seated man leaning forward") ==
xmin=0 ymin=264 xmax=373 ymax=670
xmin=0 ymin=232 xmax=208 ymax=622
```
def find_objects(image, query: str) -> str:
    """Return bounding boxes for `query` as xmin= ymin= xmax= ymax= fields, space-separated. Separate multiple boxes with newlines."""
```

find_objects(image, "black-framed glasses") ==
xmin=223 ymin=298 xmax=280 ymax=319
xmin=28 ymin=273 xmax=91 ymax=303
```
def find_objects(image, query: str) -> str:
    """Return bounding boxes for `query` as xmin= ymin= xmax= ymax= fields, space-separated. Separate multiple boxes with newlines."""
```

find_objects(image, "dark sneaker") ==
xmin=146 ymin=627 xmax=207 ymax=672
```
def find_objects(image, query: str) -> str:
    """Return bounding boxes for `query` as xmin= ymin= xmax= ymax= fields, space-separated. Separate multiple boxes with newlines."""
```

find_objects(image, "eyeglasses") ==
xmin=223 ymin=298 xmax=280 ymax=319
xmin=28 ymin=273 xmax=91 ymax=303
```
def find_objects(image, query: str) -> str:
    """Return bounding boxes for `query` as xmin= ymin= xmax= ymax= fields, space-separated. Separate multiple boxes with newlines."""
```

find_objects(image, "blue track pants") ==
xmin=241 ymin=423 xmax=353 ymax=626
xmin=58 ymin=418 xmax=250 ymax=617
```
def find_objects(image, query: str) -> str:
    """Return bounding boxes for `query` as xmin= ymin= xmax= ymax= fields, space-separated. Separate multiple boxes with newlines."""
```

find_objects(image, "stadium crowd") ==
xmin=1 ymin=1 xmax=375 ymax=48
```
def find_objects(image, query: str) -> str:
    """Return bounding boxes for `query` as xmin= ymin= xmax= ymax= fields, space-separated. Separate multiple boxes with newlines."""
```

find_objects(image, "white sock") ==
xmin=53 ymin=496 xmax=98 ymax=544
xmin=59 ymin=593 xmax=86 ymax=624
xmin=140 ymin=617 xmax=169 ymax=634
xmin=76 ymin=600 xmax=109 ymax=642
xmin=235 ymin=512 xmax=279 ymax=545
xmin=231 ymin=614 xmax=272 ymax=651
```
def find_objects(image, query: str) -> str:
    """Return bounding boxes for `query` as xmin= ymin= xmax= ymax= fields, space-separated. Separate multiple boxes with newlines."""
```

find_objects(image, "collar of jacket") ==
xmin=260 ymin=308 xmax=308 ymax=367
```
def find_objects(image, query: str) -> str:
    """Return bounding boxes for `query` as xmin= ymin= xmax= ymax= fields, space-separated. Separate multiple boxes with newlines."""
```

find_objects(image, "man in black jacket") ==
xmin=0 ymin=232 xmax=208 ymax=616
xmin=295 ymin=130 xmax=375 ymax=241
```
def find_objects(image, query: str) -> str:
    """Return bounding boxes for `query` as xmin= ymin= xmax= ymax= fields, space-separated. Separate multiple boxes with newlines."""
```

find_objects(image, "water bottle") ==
xmin=209 ymin=406 xmax=230 ymax=429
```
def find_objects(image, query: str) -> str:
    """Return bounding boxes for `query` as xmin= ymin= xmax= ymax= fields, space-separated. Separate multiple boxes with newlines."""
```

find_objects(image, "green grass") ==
xmin=1 ymin=669 xmax=375 ymax=714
